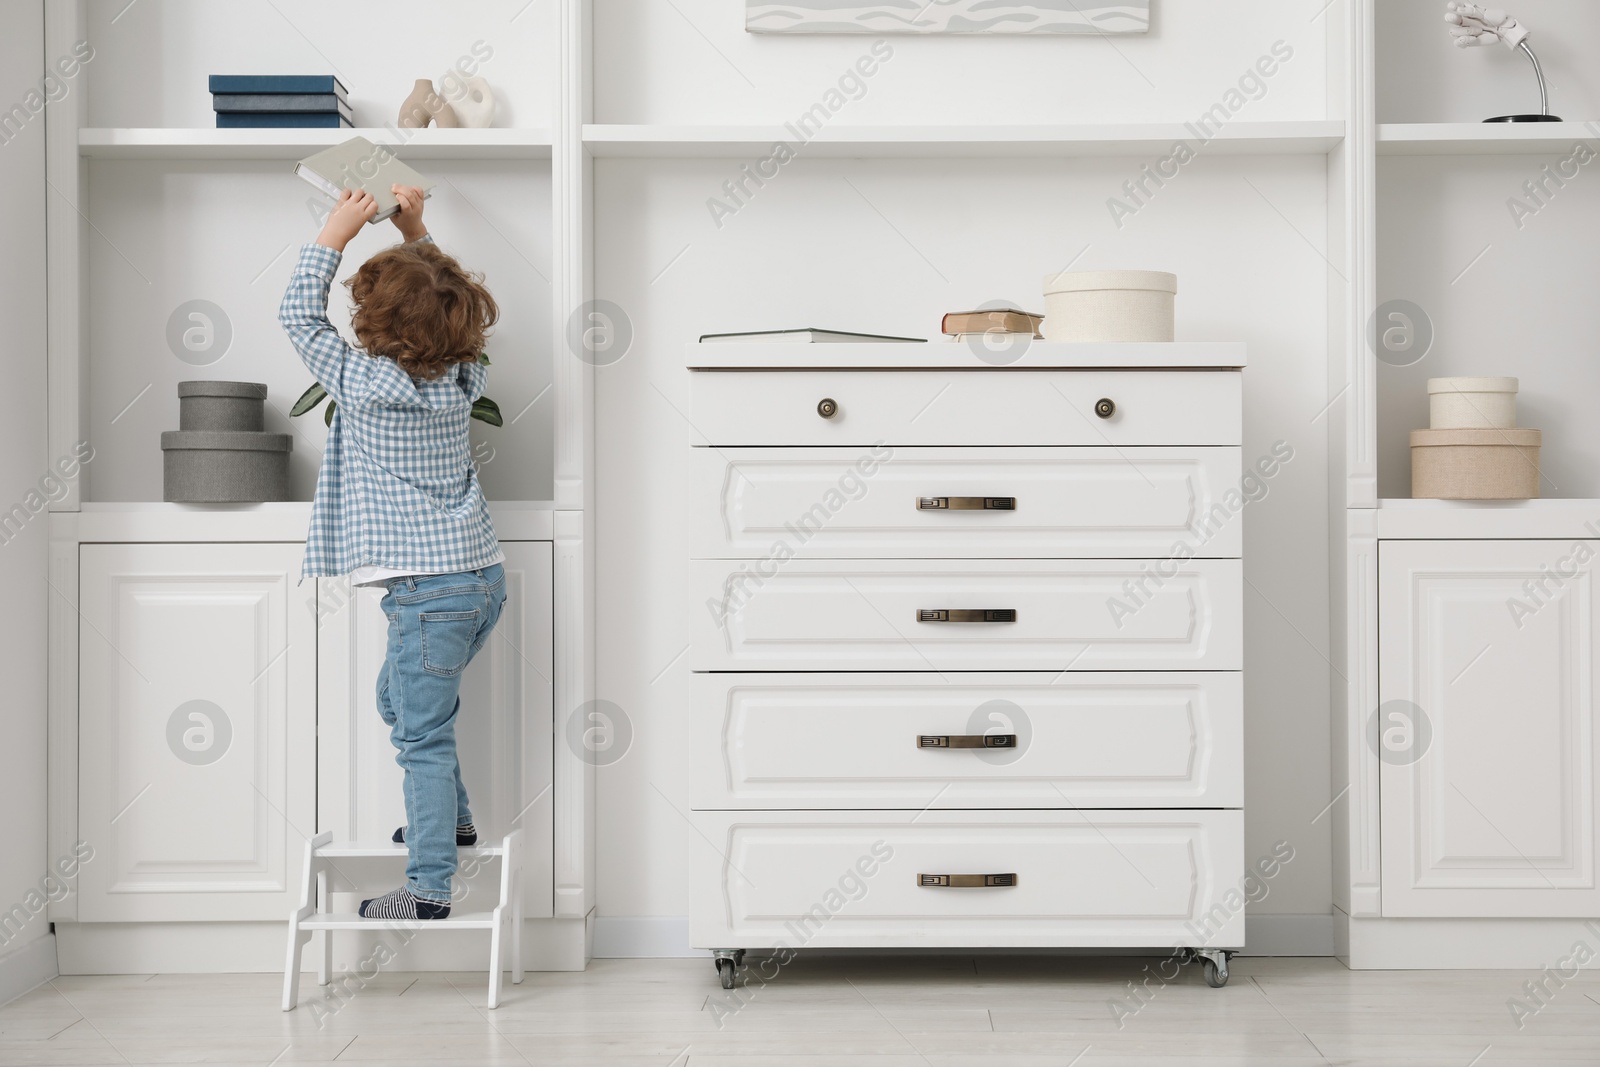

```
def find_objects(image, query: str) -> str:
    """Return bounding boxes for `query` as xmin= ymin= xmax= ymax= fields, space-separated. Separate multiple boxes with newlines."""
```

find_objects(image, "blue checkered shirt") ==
xmin=280 ymin=240 xmax=500 ymax=581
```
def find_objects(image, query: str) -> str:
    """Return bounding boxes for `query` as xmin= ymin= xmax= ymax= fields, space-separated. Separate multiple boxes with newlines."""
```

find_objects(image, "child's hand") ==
xmin=391 ymin=184 xmax=428 ymax=242
xmin=317 ymin=188 xmax=378 ymax=252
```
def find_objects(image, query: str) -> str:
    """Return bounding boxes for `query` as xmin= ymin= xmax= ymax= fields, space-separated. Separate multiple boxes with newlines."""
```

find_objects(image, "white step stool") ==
xmin=282 ymin=829 xmax=524 ymax=1011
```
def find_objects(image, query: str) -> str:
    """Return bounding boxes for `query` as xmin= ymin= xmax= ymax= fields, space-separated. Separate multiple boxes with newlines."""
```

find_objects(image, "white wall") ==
xmin=0 ymin=0 xmax=57 ymax=997
xmin=592 ymin=0 xmax=1338 ymax=953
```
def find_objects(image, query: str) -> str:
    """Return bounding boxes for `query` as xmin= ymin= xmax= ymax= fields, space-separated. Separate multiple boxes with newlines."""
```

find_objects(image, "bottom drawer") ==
xmin=691 ymin=810 xmax=1246 ymax=950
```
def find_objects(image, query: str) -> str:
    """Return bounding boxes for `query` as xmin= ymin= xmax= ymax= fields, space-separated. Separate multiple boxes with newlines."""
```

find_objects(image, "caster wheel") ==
xmin=716 ymin=958 xmax=736 ymax=990
xmin=733 ymin=950 xmax=746 ymax=966
xmin=1201 ymin=957 xmax=1228 ymax=988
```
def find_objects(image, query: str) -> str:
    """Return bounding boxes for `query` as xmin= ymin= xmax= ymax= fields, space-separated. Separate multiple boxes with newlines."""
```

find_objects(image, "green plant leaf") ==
xmin=471 ymin=396 xmax=503 ymax=427
xmin=324 ymin=399 xmax=338 ymax=427
xmin=290 ymin=382 xmax=328 ymax=417
xmin=478 ymin=351 xmax=491 ymax=365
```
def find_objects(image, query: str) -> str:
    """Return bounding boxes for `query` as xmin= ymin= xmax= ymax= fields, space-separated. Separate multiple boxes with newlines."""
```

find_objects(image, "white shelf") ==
xmin=63 ymin=500 xmax=555 ymax=542
xmin=78 ymin=127 xmax=553 ymax=160
xmin=1375 ymin=498 xmax=1600 ymax=539
xmin=1377 ymin=122 xmax=1599 ymax=155
xmin=687 ymin=341 xmax=1247 ymax=370
xmin=585 ymin=122 xmax=1346 ymax=159
xmin=297 ymin=912 xmax=499 ymax=931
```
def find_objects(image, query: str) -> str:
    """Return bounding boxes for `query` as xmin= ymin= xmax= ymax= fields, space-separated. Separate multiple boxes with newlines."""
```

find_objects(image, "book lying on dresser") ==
xmin=699 ymin=328 xmax=924 ymax=343
xmin=941 ymin=308 xmax=1044 ymax=337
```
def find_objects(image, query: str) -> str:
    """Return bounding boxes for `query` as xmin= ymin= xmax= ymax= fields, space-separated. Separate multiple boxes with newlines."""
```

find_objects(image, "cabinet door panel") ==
xmin=317 ymin=542 xmax=554 ymax=917
xmin=1379 ymin=539 xmax=1600 ymax=917
xmin=77 ymin=543 xmax=314 ymax=921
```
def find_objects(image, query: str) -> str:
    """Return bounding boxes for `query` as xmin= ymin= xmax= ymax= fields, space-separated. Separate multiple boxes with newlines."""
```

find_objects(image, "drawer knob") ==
xmin=1094 ymin=397 xmax=1116 ymax=419
xmin=817 ymin=397 xmax=839 ymax=419
xmin=918 ymin=734 xmax=1018 ymax=749
xmin=917 ymin=609 xmax=1016 ymax=623
xmin=919 ymin=873 xmax=1018 ymax=888
xmin=917 ymin=496 xmax=1016 ymax=511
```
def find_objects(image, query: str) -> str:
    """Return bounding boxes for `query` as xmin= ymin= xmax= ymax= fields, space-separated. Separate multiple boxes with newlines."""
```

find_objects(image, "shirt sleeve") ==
xmin=279 ymin=243 xmax=366 ymax=406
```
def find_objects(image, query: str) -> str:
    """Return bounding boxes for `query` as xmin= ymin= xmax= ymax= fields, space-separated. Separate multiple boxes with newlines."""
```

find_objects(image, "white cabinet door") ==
xmin=691 ymin=672 xmax=1243 ymax=809
xmin=692 ymin=558 xmax=1243 ymax=672
xmin=690 ymin=810 xmax=1246 ymax=950
xmin=691 ymin=447 xmax=1244 ymax=560
xmin=1379 ymin=540 xmax=1600 ymax=917
xmin=317 ymin=542 xmax=554 ymax=917
xmin=77 ymin=543 xmax=315 ymax=921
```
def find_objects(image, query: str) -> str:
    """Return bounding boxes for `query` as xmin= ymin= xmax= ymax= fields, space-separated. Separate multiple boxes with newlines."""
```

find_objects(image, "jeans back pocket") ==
xmin=419 ymin=610 xmax=481 ymax=676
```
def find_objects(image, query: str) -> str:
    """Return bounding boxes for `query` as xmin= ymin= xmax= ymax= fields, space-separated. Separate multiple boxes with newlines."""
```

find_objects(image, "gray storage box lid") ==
xmin=160 ymin=430 xmax=292 ymax=452
xmin=177 ymin=380 xmax=269 ymax=399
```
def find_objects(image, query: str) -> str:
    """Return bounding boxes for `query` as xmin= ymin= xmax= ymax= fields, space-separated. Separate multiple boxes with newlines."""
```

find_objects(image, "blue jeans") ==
xmin=377 ymin=565 xmax=505 ymax=902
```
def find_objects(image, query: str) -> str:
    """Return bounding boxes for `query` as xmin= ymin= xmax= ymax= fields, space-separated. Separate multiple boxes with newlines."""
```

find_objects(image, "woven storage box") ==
xmin=178 ymin=380 xmax=268 ymax=432
xmin=1041 ymin=270 xmax=1176 ymax=343
xmin=1411 ymin=427 xmax=1540 ymax=499
xmin=161 ymin=430 xmax=291 ymax=502
xmin=1427 ymin=376 xmax=1518 ymax=429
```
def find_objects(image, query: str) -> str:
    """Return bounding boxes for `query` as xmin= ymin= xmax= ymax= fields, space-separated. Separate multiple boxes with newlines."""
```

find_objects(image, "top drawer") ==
xmin=689 ymin=370 xmax=1240 ymax=447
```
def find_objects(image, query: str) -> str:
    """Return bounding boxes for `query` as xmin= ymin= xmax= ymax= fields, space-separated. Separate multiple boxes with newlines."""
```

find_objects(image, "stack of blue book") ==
xmin=209 ymin=75 xmax=352 ymax=129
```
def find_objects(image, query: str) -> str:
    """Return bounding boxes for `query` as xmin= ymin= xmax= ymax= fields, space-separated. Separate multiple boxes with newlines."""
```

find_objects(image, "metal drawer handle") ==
xmin=919 ymin=873 xmax=1018 ymax=888
xmin=917 ymin=609 xmax=1016 ymax=623
xmin=817 ymin=397 xmax=839 ymax=419
xmin=1095 ymin=397 xmax=1116 ymax=419
xmin=917 ymin=496 xmax=1016 ymax=511
xmin=918 ymin=734 xmax=1017 ymax=749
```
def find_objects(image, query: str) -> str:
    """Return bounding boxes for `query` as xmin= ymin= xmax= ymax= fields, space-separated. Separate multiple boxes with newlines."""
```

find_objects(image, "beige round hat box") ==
xmin=1427 ymin=376 xmax=1518 ymax=429
xmin=1041 ymin=270 xmax=1176 ymax=343
xmin=1410 ymin=427 xmax=1541 ymax=499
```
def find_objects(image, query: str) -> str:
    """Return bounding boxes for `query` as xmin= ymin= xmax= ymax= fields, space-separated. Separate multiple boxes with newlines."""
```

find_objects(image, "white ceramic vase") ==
xmin=449 ymin=76 xmax=496 ymax=128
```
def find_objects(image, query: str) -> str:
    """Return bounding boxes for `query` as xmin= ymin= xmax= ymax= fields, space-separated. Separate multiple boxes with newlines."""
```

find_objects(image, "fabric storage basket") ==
xmin=1411 ymin=428 xmax=1541 ymax=499
xmin=1427 ymin=377 xmax=1518 ymax=429
xmin=1041 ymin=270 xmax=1176 ymax=343
xmin=178 ymin=380 xmax=268 ymax=432
xmin=161 ymin=431 xmax=292 ymax=502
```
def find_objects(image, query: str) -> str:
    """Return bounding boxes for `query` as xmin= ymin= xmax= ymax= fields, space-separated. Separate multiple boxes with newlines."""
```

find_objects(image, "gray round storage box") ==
xmin=161 ymin=431 xmax=292 ymax=502
xmin=178 ymin=380 xmax=268 ymax=432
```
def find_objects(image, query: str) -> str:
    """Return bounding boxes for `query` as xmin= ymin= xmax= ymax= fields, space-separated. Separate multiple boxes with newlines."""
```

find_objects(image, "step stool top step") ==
xmin=313 ymin=841 xmax=506 ymax=859
xmin=297 ymin=911 xmax=500 ymax=930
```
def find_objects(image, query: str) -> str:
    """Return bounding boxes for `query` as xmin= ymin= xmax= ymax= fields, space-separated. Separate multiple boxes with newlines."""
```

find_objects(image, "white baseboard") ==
xmin=591 ymin=915 xmax=1338 ymax=959
xmin=593 ymin=917 xmax=698 ymax=958
xmin=1342 ymin=911 xmax=1600 ymax=968
xmin=1242 ymin=913 xmax=1336 ymax=956
xmin=0 ymin=933 xmax=58 ymax=1006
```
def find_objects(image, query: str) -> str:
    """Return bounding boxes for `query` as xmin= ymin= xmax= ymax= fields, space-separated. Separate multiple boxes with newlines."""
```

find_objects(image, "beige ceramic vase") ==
xmin=397 ymin=78 xmax=459 ymax=129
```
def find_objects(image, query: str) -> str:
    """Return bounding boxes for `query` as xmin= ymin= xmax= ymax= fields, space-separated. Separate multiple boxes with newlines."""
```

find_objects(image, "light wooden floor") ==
xmin=4 ymin=955 xmax=1599 ymax=1065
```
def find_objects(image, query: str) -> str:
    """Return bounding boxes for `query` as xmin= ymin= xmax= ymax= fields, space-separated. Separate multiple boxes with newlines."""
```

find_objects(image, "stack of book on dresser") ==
xmin=210 ymin=75 xmax=352 ymax=128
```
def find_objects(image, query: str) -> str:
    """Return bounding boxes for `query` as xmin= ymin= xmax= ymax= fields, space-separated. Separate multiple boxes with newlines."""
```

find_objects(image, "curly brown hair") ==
xmin=344 ymin=242 xmax=499 ymax=380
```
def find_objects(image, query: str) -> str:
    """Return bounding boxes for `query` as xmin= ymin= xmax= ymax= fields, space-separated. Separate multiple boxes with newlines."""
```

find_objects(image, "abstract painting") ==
xmin=746 ymin=0 xmax=1151 ymax=35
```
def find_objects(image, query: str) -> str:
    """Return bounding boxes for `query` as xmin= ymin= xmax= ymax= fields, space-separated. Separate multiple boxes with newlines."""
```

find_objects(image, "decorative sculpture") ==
xmin=1443 ymin=3 xmax=1561 ymax=122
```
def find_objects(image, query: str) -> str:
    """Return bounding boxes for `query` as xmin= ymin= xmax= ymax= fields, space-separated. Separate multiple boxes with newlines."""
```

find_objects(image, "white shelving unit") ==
xmin=42 ymin=0 xmax=593 ymax=977
xmin=1334 ymin=1 xmax=1600 ymax=967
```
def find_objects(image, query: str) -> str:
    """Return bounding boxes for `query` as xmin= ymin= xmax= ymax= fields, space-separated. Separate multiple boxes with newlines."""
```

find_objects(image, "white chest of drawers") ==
xmin=686 ymin=342 xmax=1247 ymax=989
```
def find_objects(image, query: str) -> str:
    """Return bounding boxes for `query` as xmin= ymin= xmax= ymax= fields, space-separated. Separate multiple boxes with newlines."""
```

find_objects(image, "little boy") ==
xmin=280 ymin=184 xmax=504 ymax=920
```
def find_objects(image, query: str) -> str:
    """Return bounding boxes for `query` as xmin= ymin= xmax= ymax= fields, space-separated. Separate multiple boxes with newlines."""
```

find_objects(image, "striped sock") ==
xmin=391 ymin=823 xmax=477 ymax=846
xmin=358 ymin=886 xmax=450 ymax=920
